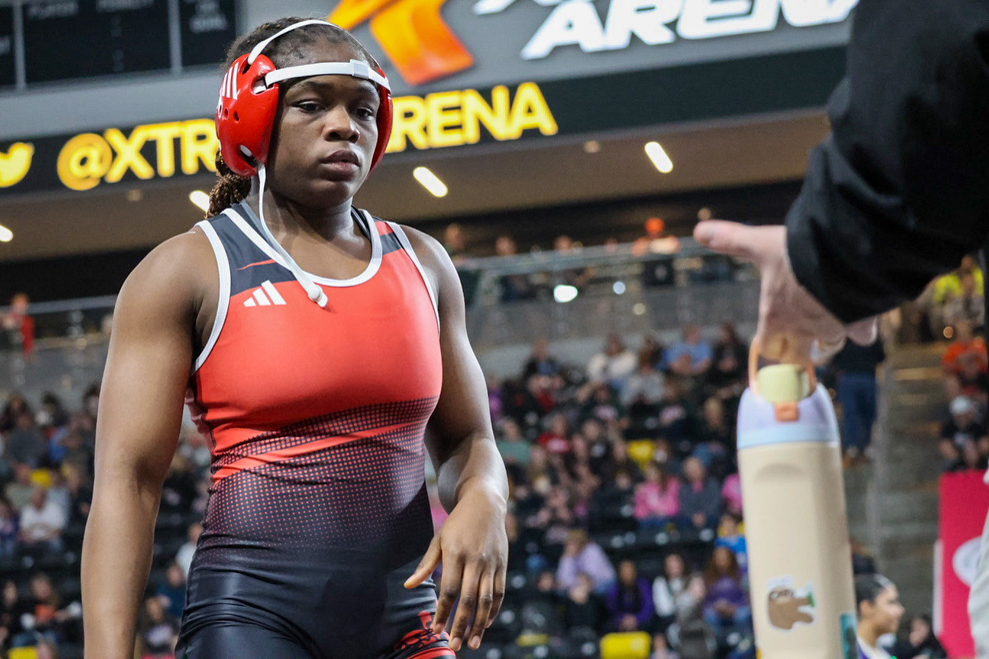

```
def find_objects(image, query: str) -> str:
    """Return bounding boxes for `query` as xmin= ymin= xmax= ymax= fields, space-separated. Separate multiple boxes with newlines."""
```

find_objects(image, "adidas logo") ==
xmin=244 ymin=281 xmax=287 ymax=307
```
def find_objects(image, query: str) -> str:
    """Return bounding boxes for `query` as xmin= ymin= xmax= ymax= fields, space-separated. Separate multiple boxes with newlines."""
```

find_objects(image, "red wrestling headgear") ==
xmin=215 ymin=19 xmax=393 ymax=178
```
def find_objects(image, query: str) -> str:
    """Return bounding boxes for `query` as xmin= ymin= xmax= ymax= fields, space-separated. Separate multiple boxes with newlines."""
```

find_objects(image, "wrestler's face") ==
xmin=266 ymin=41 xmax=381 ymax=210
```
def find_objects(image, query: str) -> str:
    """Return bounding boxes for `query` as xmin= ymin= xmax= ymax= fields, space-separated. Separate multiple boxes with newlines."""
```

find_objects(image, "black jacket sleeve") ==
xmin=785 ymin=0 xmax=989 ymax=323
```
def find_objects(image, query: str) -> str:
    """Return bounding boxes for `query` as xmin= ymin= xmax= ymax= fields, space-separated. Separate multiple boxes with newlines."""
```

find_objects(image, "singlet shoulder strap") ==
xmin=192 ymin=219 xmax=231 ymax=372
xmin=382 ymin=216 xmax=440 ymax=333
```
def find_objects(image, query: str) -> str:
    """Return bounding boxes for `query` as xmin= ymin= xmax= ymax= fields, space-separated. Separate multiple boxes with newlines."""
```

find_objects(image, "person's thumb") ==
xmin=404 ymin=535 xmax=442 ymax=589
xmin=847 ymin=317 xmax=879 ymax=346
xmin=693 ymin=220 xmax=758 ymax=260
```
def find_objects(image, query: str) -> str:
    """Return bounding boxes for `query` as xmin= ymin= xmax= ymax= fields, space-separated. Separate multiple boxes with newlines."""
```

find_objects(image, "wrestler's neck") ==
xmin=253 ymin=193 xmax=357 ymax=243
xmin=856 ymin=623 xmax=882 ymax=653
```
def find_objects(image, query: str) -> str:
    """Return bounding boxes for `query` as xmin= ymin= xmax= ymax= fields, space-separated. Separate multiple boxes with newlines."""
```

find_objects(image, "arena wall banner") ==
xmin=0 ymin=43 xmax=845 ymax=197
xmin=937 ymin=470 xmax=989 ymax=655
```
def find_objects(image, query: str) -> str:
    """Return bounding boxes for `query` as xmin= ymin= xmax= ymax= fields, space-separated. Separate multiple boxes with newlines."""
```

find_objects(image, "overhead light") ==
xmin=645 ymin=141 xmax=673 ymax=174
xmin=189 ymin=190 xmax=210 ymax=212
xmin=125 ymin=188 xmax=144 ymax=202
xmin=612 ymin=281 xmax=626 ymax=295
xmin=583 ymin=140 xmax=601 ymax=154
xmin=413 ymin=167 xmax=448 ymax=197
xmin=0 ymin=224 xmax=11 ymax=242
xmin=553 ymin=284 xmax=578 ymax=303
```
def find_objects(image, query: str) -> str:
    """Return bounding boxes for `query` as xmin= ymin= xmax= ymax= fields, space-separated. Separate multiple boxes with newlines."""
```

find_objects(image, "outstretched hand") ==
xmin=693 ymin=220 xmax=878 ymax=363
xmin=404 ymin=488 xmax=507 ymax=652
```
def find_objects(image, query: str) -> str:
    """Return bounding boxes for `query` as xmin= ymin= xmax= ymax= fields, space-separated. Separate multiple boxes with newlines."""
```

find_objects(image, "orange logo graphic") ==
xmin=328 ymin=0 xmax=474 ymax=85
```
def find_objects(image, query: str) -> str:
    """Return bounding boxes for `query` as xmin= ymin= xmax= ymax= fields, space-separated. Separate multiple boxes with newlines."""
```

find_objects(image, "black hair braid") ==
xmin=207 ymin=16 xmax=379 ymax=215
xmin=207 ymin=151 xmax=251 ymax=217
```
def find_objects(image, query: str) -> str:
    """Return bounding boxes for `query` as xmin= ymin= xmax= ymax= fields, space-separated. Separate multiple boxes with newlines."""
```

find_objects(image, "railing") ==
xmin=0 ymin=238 xmax=760 ymax=399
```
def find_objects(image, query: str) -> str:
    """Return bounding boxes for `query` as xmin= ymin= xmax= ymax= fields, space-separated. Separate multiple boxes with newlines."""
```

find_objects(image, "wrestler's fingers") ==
xmin=432 ymin=551 xmax=464 ymax=637
xmin=405 ymin=535 xmax=441 ymax=589
xmin=447 ymin=562 xmax=482 ymax=652
xmin=693 ymin=220 xmax=761 ymax=261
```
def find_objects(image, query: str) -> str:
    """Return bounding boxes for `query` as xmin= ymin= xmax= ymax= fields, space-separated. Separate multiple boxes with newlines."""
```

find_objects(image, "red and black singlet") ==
xmin=176 ymin=201 xmax=451 ymax=659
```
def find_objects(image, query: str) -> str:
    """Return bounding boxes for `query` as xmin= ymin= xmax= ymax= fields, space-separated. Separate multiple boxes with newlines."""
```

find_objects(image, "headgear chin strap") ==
xmin=215 ymin=19 xmax=393 ymax=178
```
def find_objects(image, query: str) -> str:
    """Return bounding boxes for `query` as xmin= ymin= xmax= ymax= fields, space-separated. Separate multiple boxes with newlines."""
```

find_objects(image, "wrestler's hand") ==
xmin=693 ymin=221 xmax=878 ymax=363
xmin=405 ymin=485 xmax=508 ymax=652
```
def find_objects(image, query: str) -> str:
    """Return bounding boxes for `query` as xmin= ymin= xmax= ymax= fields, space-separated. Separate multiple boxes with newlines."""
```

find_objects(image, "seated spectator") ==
xmin=496 ymin=417 xmax=532 ymax=483
xmin=622 ymin=354 xmax=667 ymax=410
xmin=939 ymin=395 xmax=987 ymax=471
xmin=523 ymin=338 xmax=561 ymax=380
xmin=581 ymin=382 xmax=623 ymax=428
xmin=721 ymin=472 xmax=743 ymax=518
xmin=175 ymin=522 xmax=202 ymax=577
xmin=15 ymin=572 xmax=81 ymax=648
xmin=4 ymin=463 xmax=35 ymax=513
xmin=655 ymin=383 xmax=697 ymax=454
xmin=693 ymin=396 xmax=733 ymax=477
xmin=956 ymin=349 xmax=989 ymax=404
xmin=486 ymin=374 xmax=504 ymax=425
xmin=587 ymin=334 xmax=638 ymax=391
xmin=943 ymin=270 xmax=986 ymax=334
xmin=678 ymin=457 xmax=722 ymax=536
xmin=664 ymin=325 xmax=714 ymax=380
xmin=634 ymin=462 xmax=682 ymax=530
xmin=606 ymin=559 xmax=655 ymax=632
xmin=155 ymin=561 xmax=187 ymax=620
xmin=890 ymin=613 xmax=948 ymax=659
xmin=0 ymin=579 xmax=28 ymax=650
xmin=715 ymin=512 xmax=748 ymax=574
xmin=563 ymin=572 xmax=608 ymax=635
xmin=705 ymin=323 xmax=747 ymax=410
xmin=538 ymin=412 xmax=572 ymax=456
xmin=553 ymin=234 xmax=596 ymax=291
xmin=668 ymin=574 xmax=716 ymax=659
xmin=526 ymin=445 xmax=557 ymax=497
xmin=701 ymin=547 xmax=751 ymax=638
xmin=941 ymin=321 xmax=987 ymax=377
xmin=137 ymin=595 xmax=180 ymax=658
xmin=5 ymin=410 xmax=49 ymax=469
xmin=651 ymin=632 xmax=680 ymax=659
xmin=526 ymin=485 xmax=577 ymax=549
xmin=557 ymin=528 xmax=616 ymax=595
xmin=652 ymin=553 xmax=690 ymax=633
xmin=639 ymin=332 xmax=666 ymax=369
xmin=0 ymin=498 xmax=17 ymax=559
xmin=581 ymin=418 xmax=614 ymax=479
xmin=18 ymin=487 xmax=66 ymax=554
xmin=0 ymin=393 xmax=31 ymax=434
xmin=850 ymin=537 xmax=878 ymax=576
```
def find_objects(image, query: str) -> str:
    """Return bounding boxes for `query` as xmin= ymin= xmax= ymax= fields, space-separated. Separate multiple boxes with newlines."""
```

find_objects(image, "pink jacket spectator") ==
xmin=633 ymin=478 xmax=680 ymax=520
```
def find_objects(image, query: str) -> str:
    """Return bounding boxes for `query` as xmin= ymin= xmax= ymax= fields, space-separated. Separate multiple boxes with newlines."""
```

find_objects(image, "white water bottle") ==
xmin=737 ymin=360 xmax=858 ymax=659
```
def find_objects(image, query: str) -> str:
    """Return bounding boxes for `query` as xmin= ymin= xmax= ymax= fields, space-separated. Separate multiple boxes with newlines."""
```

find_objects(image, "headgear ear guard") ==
xmin=215 ymin=19 xmax=393 ymax=178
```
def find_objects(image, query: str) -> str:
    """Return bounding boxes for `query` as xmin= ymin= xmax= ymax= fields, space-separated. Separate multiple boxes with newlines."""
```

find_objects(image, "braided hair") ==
xmin=206 ymin=17 xmax=379 ymax=217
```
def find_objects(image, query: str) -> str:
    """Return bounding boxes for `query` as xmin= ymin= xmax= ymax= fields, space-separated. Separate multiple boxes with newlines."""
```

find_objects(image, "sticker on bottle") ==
xmin=765 ymin=577 xmax=815 ymax=630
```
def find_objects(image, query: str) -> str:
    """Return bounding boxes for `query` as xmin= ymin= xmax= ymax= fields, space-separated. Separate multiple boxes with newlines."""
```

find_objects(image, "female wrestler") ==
xmin=81 ymin=17 xmax=508 ymax=659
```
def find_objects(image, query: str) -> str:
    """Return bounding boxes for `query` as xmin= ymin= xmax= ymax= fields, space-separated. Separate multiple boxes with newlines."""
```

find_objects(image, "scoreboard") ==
xmin=0 ymin=0 xmax=236 ymax=88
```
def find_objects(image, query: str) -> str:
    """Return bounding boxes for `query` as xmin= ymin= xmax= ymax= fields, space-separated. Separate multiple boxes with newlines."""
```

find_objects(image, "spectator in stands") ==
xmin=0 ymin=498 xmax=17 ymax=559
xmin=655 ymin=382 xmax=697 ymax=456
xmin=4 ymin=462 xmax=35 ymax=513
xmin=721 ymin=472 xmax=743 ymax=518
xmin=0 ymin=579 xmax=27 ymax=651
xmin=941 ymin=321 xmax=987 ymax=377
xmin=890 ymin=613 xmax=948 ymax=659
xmin=18 ymin=487 xmax=66 ymax=554
xmin=523 ymin=338 xmax=561 ymax=382
xmin=557 ymin=528 xmax=616 ymax=595
xmin=633 ymin=217 xmax=681 ymax=258
xmin=442 ymin=222 xmax=470 ymax=267
xmin=694 ymin=396 xmax=733 ymax=478
xmin=651 ymin=632 xmax=680 ymax=659
xmin=678 ymin=457 xmax=721 ymax=536
xmin=496 ymin=417 xmax=532 ymax=484
xmin=175 ymin=521 xmax=202 ymax=578
xmin=5 ymin=410 xmax=48 ymax=469
xmin=715 ymin=512 xmax=747 ymax=574
xmin=1 ymin=293 xmax=35 ymax=356
xmin=855 ymin=574 xmax=905 ymax=659
xmin=538 ymin=412 xmax=572 ymax=457
xmin=943 ymin=270 xmax=986 ymax=334
xmin=15 ymin=572 xmax=82 ymax=648
xmin=563 ymin=571 xmax=607 ymax=636
xmin=526 ymin=445 xmax=557 ymax=497
xmin=494 ymin=234 xmax=536 ymax=302
xmin=850 ymin=536 xmax=878 ymax=576
xmin=0 ymin=393 xmax=31 ymax=435
xmin=701 ymin=546 xmax=751 ymax=639
xmin=606 ymin=559 xmax=655 ymax=633
xmin=581 ymin=382 xmax=623 ymax=429
xmin=829 ymin=337 xmax=886 ymax=466
xmin=154 ymin=561 xmax=187 ymax=620
xmin=137 ymin=595 xmax=180 ymax=658
xmin=652 ymin=553 xmax=690 ymax=633
xmin=552 ymin=234 xmax=595 ymax=290
xmin=580 ymin=418 xmax=614 ymax=480
xmin=61 ymin=462 xmax=92 ymax=531
xmin=663 ymin=325 xmax=714 ymax=381
xmin=706 ymin=323 xmax=747 ymax=406
xmin=526 ymin=485 xmax=577 ymax=550
xmin=586 ymin=334 xmax=638 ymax=391
xmin=938 ymin=395 xmax=987 ymax=471
xmin=955 ymin=347 xmax=989 ymax=404
xmin=560 ymin=435 xmax=602 ymax=516
xmin=622 ymin=353 xmax=667 ymax=410
xmin=668 ymin=574 xmax=716 ymax=659
xmin=633 ymin=461 xmax=682 ymax=531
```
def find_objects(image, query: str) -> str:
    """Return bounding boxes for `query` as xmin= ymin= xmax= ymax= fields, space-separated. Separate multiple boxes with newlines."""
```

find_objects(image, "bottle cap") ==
xmin=756 ymin=364 xmax=811 ymax=403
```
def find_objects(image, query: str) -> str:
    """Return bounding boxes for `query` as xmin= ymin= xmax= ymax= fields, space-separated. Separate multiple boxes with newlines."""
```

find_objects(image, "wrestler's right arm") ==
xmin=81 ymin=231 xmax=212 ymax=659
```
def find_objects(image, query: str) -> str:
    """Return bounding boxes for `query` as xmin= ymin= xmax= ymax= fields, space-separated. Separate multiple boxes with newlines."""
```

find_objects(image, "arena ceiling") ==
xmin=0 ymin=110 xmax=829 ymax=262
